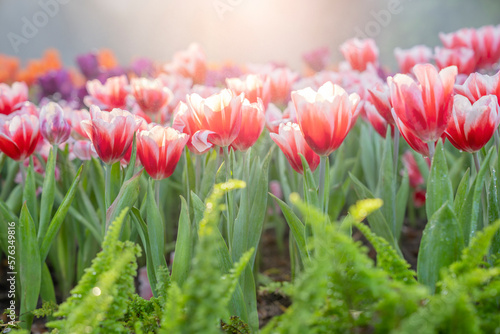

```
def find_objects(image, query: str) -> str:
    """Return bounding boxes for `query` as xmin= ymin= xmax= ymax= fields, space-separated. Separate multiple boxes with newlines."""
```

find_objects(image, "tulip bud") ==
xmin=39 ymin=102 xmax=71 ymax=145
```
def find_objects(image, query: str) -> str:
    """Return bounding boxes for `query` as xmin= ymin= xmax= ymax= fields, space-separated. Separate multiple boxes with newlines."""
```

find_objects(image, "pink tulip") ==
xmin=163 ymin=43 xmax=207 ymax=85
xmin=292 ymin=81 xmax=360 ymax=156
xmin=394 ymin=45 xmax=433 ymax=74
xmin=340 ymin=38 xmax=379 ymax=72
xmin=267 ymin=68 xmax=299 ymax=106
xmin=445 ymin=95 xmax=500 ymax=153
xmin=186 ymin=89 xmax=244 ymax=151
xmin=388 ymin=64 xmax=457 ymax=143
xmin=85 ymin=75 xmax=129 ymax=110
xmin=72 ymin=140 xmax=98 ymax=161
xmin=434 ymin=47 xmax=476 ymax=75
xmin=364 ymin=101 xmax=393 ymax=138
xmin=265 ymin=102 xmax=297 ymax=134
xmin=454 ymin=72 xmax=500 ymax=103
xmin=131 ymin=78 xmax=173 ymax=115
xmin=302 ymin=46 xmax=331 ymax=72
xmin=0 ymin=113 xmax=41 ymax=161
xmin=226 ymin=74 xmax=271 ymax=108
xmin=137 ymin=124 xmax=188 ymax=180
xmin=231 ymin=98 xmax=265 ymax=152
xmin=80 ymin=106 xmax=143 ymax=164
xmin=0 ymin=82 xmax=29 ymax=115
xmin=270 ymin=122 xmax=320 ymax=174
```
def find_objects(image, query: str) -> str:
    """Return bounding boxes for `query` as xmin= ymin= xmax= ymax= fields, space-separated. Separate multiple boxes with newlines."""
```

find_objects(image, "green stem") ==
xmin=494 ymin=129 xmax=500 ymax=153
xmin=195 ymin=153 xmax=201 ymax=194
xmin=473 ymin=151 xmax=489 ymax=229
xmin=392 ymin=127 xmax=400 ymax=237
xmin=223 ymin=146 xmax=234 ymax=251
xmin=105 ymin=163 xmax=112 ymax=210
xmin=155 ymin=179 xmax=160 ymax=207
xmin=427 ymin=141 xmax=435 ymax=161
xmin=184 ymin=148 xmax=191 ymax=209
xmin=19 ymin=161 xmax=27 ymax=188
xmin=318 ymin=156 xmax=330 ymax=218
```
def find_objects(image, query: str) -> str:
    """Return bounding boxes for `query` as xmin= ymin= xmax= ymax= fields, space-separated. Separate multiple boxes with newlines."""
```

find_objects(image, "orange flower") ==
xmin=98 ymin=49 xmax=118 ymax=70
xmin=0 ymin=55 xmax=20 ymax=84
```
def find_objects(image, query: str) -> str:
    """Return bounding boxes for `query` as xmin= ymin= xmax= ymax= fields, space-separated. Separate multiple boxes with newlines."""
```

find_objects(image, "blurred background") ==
xmin=0 ymin=0 xmax=499 ymax=71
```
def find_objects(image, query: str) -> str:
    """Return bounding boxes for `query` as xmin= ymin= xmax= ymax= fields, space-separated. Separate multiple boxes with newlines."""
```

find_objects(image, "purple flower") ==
xmin=39 ymin=102 xmax=71 ymax=145
xmin=76 ymin=52 xmax=100 ymax=80
xmin=37 ymin=69 xmax=74 ymax=102
xmin=130 ymin=57 xmax=155 ymax=77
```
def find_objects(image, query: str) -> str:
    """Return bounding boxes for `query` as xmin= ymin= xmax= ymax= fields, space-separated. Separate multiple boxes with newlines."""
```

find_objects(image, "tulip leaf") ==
xmin=145 ymin=178 xmax=167 ymax=281
xmin=417 ymin=202 xmax=464 ymax=293
xmin=40 ymin=165 xmax=83 ymax=262
xmin=300 ymin=154 xmax=319 ymax=210
xmin=124 ymin=134 xmax=137 ymax=182
xmin=396 ymin=171 xmax=409 ymax=239
xmin=110 ymin=161 xmax=122 ymax=203
xmin=106 ymin=170 xmax=142 ymax=230
xmin=359 ymin=122 xmax=378 ymax=191
xmin=22 ymin=157 xmax=38 ymax=224
xmin=38 ymin=146 xmax=57 ymax=246
xmin=0 ymin=200 xmax=17 ymax=255
xmin=411 ymin=150 xmax=430 ymax=183
xmin=18 ymin=203 xmax=42 ymax=330
xmin=191 ymin=191 xmax=249 ymax=324
xmin=171 ymin=196 xmax=192 ymax=287
xmin=5 ymin=184 xmax=23 ymax=214
xmin=376 ymin=129 xmax=396 ymax=236
xmin=199 ymin=151 xmax=218 ymax=201
xmin=0 ymin=159 xmax=19 ymax=201
xmin=270 ymin=193 xmax=309 ymax=263
xmin=40 ymin=262 xmax=56 ymax=305
xmin=453 ymin=168 xmax=470 ymax=214
xmin=329 ymin=178 xmax=350 ymax=222
xmin=233 ymin=149 xmax=272 ymax=267
xmin=130 ymin=207 xmax=158 ymax=297
xmin=459 ymin=147 xmax=494 ymax=245
xmin=90 ymin=157 xmax=107 ymax=224
xmin=426 ymin=140 xmax=453 ymax=221
xmin=487 ymin=168 xmax=500 ymax=256
xmin=277 ymin=152 xmax=294 ymax=205
xmin=349 ymin=172 xmax=401 ymax=256
xmin=184 ymin=148 xmax=196 ymax=197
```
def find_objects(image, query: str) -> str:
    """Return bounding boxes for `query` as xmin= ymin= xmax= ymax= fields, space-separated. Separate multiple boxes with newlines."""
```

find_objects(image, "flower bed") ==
xmin=1 ymin=24 xmax=500 ymax=333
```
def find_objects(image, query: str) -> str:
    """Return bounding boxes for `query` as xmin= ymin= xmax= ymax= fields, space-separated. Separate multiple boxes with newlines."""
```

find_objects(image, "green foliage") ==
xmin=47 ymin=208 xmax=141 ymax=333
xmin=120 ymin=295 xmax=162 ymax=333
xmin=159 ymin=181 xmax=252 ymax=334
xmin=32 ymin=301 xmax=58 ymax=318
xmin=221 ymin=316 xmax=251 ymax=334
xmin=264 ymin=198 xmax=500 ymax=333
